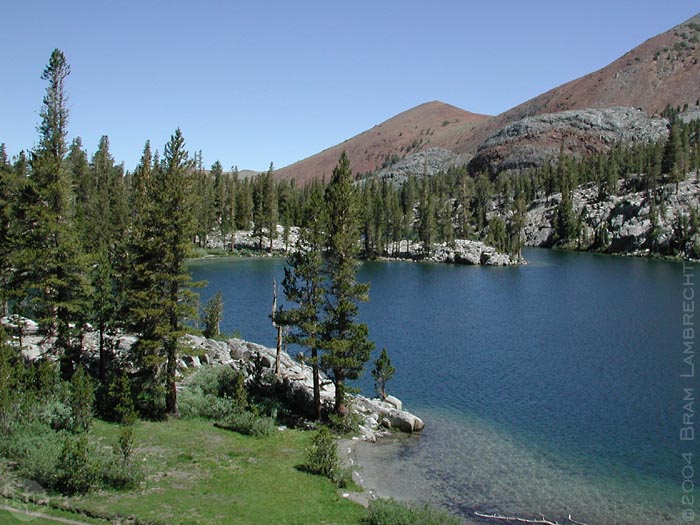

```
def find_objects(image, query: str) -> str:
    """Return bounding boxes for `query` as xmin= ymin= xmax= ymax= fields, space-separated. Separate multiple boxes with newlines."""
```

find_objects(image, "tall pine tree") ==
xmin=321 ymin=152 xmax=374 ymax=416
xmin=278 ymin=181 xmax=327 ymax=419
xmin=126 ymin=129 xmax=199 ymax=417
xmin=10 ymin=49 xmax=90 ymax=378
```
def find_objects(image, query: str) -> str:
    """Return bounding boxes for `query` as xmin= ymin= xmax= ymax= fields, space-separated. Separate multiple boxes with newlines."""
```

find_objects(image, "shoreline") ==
xmin=339 ymin=435 xmax=487 ymax=524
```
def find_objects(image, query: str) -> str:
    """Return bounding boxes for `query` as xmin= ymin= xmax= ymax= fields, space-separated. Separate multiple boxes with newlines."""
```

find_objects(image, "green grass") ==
xmin=59 ymin=419 xmax=366 ymax=525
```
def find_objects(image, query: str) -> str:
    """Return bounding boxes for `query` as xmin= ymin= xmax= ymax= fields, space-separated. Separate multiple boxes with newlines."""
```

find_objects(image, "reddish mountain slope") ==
xmin=275 ymin=101 xmax=490 ymax=183
xmin=461 ymin=14 xmax=700 ymax=154
xmin=276 ymin=14 xmax=700 ymax=183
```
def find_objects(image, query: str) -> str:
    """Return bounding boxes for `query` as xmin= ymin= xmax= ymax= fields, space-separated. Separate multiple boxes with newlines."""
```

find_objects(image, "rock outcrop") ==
xmin=178 ymin=335 xmax=425 ymax=437
xmin=204 ymin=224 xmax=300 ymax=253
xmin=389 ymin=239 xmax=521 ymax=266
xmin=0 ymin=318 xmax=424 ymax=439
xmin=470 ymin=107 xmax=669 ymax=174
xmin=361 ymin=147 xmax=467 ymax=186
xmin=523 ymin=177 xmax=700 ymax=257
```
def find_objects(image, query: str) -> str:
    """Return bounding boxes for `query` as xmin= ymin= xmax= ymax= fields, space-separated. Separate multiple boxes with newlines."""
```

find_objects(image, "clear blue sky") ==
xmin=1 ymin=1 xmax=698 ymax=172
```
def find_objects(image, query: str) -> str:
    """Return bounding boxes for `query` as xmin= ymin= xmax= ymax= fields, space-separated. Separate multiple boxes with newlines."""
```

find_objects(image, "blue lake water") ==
xmin=189 ymin=249 xmax=693 ymax=525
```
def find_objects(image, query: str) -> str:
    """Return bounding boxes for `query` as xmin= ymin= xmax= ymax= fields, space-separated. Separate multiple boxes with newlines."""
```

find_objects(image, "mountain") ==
xmin=276 ymin=14 xmax=700 ymax=183
xmin=461 ymin=13 xmax=700 ymax=156
xmin=275 ymin=101 xmax=490 ymax=184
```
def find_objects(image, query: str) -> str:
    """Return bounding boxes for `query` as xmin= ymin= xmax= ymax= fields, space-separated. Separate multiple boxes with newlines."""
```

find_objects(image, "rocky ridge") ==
xmin=360 ymin=147 xmax=466 ymax=186
xmin=470 ymin=107 xmax=669 ymax=174
xmin=1 ymin=317 xmax=424 ymax=441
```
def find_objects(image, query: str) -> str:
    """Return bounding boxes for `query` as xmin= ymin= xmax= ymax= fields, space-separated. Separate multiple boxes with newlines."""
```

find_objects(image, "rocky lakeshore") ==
xmin=523 ymin=177 xmax=700 ymax=258
xmin=204 ymin=227 xmax=521 ymax=266
xmin=1 ymin=316 xmax=425 ymax=439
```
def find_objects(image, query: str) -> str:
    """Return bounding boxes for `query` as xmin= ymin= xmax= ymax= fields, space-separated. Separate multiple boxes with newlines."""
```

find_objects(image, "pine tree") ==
xmin=664 ymin=120 xmax=684 ymax=192
xmin=418 ymin=178 xmax=436 ymax=255
xmin=372 ymin=347 xmax=395 ymax=400
xmin=508 ymin=196 xmax=526 ymax=259
xmin=11 ymin=49 xmax=90 ymax=378
xmin=211 ymin=161 xmax=227 ymax=236
xmin=321 ymin=152 xmax=374 ymax=416
xmin=193 ymin=153 xmax=216 ymax=247
xmin=278 ymin=181 xmax=327 ymax=419
xmin=90 ymin=248 xmax=120 ymax=382
xmin=236 ymin=175 xmax=253 ymax=230
xmin=263 ymin=163 xmax=278 ymax=253
xmin=202 ymin=291 xmax=224 ymax=339
xmin=472 ymin=173 xmax=492 ymax=232
xmin=252 ymin=163 xmax=278 ymax=253
xmin=126 ymin=129 xmax=199 ymax=417
xmin=0 ymin=145 xmax=15 ymax=313
xmin=487 ymin=215 xmax=507 ymax=253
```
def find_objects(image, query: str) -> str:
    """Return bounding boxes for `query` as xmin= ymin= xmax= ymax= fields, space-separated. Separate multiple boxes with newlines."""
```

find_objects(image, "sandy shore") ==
xmin=339 ymin=435 xmax=486 ymax=524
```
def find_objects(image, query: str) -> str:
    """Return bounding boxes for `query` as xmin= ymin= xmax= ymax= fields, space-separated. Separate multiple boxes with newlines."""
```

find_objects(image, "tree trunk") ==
xmin=98 ymin=321 xmax=105 ymax=383
xmin=334 ymin=372 xmax=346 ymax=417
xmin=165 ymin=336 xmax=179 ymax=417
xmin=271 ymin=279 xmax=281 ymax=376
xmin=275 ymin=325 xmax=282 ymax=376
xmin=311 ymin=344 xmax=320 ymax=420
xmin=166 ymin=281 xmax=180 ymax=417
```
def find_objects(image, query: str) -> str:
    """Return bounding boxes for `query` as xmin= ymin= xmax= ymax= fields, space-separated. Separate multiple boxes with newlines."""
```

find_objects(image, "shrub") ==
xmin=218 ymin=410 xmax=276 ymax=437
xmin=55 ymin=433 xmax=98 ymax=496
xmin=39 ymin=397 xmax=73 ymax=431
xmin=372 ymin=348 xmax=395 ymax=400
xmin=328 ymin=410 xmax=363 ymax=435
xmin=2 ymin=420 xmax=62 ymax=488
xmin=134 ymin=374 xmax=166 ymax=420
xmin=202 ymin=291 xmax=224 ymax=339
xmin=363 ymin=498 xmax=463 ymax=525
xmin=99 ymin=370 xmax=136 ymax=425
xmin=69 ymin=366 xmax=94 ymax=433
xmin=300 ymin=426 xmax=348 ymax=486
xmin=103 ymin=426 xmax=143 ymax=490
xmin=178 ymin=388 xmax=247 ymax=422
xmin=215 ymin=366 xmax=248 ymax=406
xmin=188 ymin=366 xmax=248 ymax=408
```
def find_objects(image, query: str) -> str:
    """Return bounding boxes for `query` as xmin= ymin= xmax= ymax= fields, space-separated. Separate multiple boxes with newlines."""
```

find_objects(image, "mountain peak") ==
xmin=276 ymin=101 xmax=489 ymax=183
xmin=277 ymin=13 xmax=700 ymax=182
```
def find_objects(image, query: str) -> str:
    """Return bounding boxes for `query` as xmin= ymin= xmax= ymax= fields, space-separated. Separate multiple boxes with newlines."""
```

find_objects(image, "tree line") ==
xmin=3 ymin=49 xmax=698 ymax=428
xmin=0 ymin=49 xmax=381 ymax=426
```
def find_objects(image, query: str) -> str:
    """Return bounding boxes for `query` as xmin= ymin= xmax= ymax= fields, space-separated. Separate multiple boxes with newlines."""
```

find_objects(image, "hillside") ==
xmin=461 ymin=13 xmax=700 ymax=155
xmin=275 ymin=14 xmax=700 ymax=183
xmin=275 ymin=101 xmax=490 ymax=184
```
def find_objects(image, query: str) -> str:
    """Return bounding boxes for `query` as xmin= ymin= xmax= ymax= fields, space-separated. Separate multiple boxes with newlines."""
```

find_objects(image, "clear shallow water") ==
xmin=189 ymin=249 xmax=687 ymax=525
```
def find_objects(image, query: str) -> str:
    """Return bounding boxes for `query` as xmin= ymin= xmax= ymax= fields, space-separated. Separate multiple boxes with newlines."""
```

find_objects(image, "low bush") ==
xmin=0 ymin=417 xmax=143 ymax=495
xmin=188 ymin=366 xmax=248 ymax=407
xmin=179 ymin=366 xmax=275 ymax=437
xmin=217 ymin=410 xmax=276 ymax=437
xmin=55 ymin=433 xmax=99 ymax=495
xmin=178 ymin=390 xmax=242 ymax=421
xmin=328 ymin=410 xmax=363 ymax=435
xmin=299 ymin=426 xmax=349 ymax=487
xmin=103 ymin=425 xmax=143 ymax=490
xmin=363 ymin=498 xmax=463 ymax=525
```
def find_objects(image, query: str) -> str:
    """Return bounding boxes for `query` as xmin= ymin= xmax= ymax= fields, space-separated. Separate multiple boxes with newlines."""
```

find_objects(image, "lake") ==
xmin=189 ymin=248 xmax=690 ymax=525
